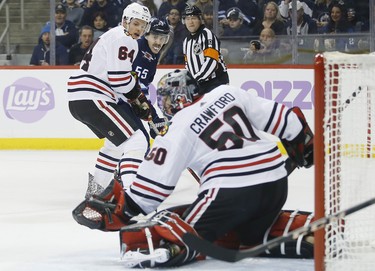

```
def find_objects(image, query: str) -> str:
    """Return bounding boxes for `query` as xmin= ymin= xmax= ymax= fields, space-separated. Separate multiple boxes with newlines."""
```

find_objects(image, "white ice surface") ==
xmin=0 ymin=150 xmax=314 ymax=271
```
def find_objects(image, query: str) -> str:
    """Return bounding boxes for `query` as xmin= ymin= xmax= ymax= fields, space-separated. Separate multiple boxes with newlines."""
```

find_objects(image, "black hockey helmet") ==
xmin=148 ymin=17 xmax=170 ymax=35
xmin=182 ymin=5 xmax=202 ymax=19
xmin=146 ymin=17 xmax=170 ymax=44
xmin=156 ymin=69 xmax=200 ymax=119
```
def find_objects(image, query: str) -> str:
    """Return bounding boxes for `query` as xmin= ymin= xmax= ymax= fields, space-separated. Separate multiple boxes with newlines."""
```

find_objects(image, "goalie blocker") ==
xmin=281 ymin=107 xmax=314 ymax=169
xmin=119 ymin=206 xmax=314 ymax=268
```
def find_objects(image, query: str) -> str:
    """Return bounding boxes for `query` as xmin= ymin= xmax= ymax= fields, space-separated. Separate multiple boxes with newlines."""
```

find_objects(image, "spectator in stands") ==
xmin=137 ymin=0 xmax=158 ymax=17
xmin=61 ymin=0 xmax=85 ymax=6
xmin=80 ymin=0 xmax=119 ymax=28
xmin=202 ymin=4 xmax=213 ymax=30
xmin=160 ymin=8 xmax=188 ymax=64
xmin=202 ymin=3 xmax=224 ymax=35
xmin=222 ymin=7 xmax=252 ymax=37
xmin=279 ymin=0 xmax=314 ymax=19
xmin=218 ymin=0 xmax=258 ymax=28
xmin=321 ymin=2 xmax=354 ymax=51
xmin=64 ymin=0 xmax=84 ymax=28
xmin=92 ymin=11 xmax=109 ymax=39
xmin=30 ymin=24 xmax=69 ymax=66
xmin=157 ymin=0 xmax=187 ymax=20
xmin=321 ymin=2 xmax=353 ymax=34
xmin=194 ymin=0 xmax=213 ymax=13
xmin=243 ymin=28 xmax=284 ymax=64
xmin=81 ymin=0 xmax=95 ymax=9
xmin=53 ymin=3 xmax=79 ymax=50
xmin=313 ymin=0 xmax=335 ymax=32
xmin=284 ymin=1 xmax=317 ymax=35
xmin=352 ymin=0 xmax=369 ymax=32
xmin=68 ymin=25 xmax=94 ymax=65
xmin=252 ymin=1 xmax=287 ymax=36
xmin=346 ymin=5 xmax=367 ymax=32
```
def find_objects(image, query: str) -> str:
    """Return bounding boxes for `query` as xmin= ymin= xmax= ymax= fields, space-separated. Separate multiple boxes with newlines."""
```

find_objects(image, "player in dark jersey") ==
xmin=132 ymin=18 xmax=170 ymax=99
xmin=131 ymin=18 xmax=171 ymax=139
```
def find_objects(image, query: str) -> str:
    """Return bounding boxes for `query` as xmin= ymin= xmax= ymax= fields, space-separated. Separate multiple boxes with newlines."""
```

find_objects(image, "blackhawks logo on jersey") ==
xmin=193 ymin=43 xmax=202 ymax=55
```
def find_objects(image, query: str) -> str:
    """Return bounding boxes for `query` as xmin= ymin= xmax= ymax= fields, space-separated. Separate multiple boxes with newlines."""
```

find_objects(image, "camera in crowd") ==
xmin=250 ymin=40 xmax=262 ymax=50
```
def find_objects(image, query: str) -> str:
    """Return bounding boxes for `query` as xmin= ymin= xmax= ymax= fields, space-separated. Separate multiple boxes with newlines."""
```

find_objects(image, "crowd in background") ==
xmin=30 ymin=0 xmax=372 ymax=65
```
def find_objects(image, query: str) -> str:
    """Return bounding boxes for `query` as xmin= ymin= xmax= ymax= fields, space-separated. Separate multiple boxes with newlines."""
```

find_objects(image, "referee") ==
xmin=182 ymin=5 xmax=229 ymax=94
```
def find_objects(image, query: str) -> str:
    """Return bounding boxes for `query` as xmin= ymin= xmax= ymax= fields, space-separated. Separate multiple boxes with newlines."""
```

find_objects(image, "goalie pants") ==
xmin=183 ymin=177 xmax=288 ymax=246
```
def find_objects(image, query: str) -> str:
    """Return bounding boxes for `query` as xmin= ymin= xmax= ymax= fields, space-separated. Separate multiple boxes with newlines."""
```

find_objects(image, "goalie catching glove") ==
xmin=282 ymin=107 xmax=314 ymax=168
xmin=72 ymin=177 xmax=139 ymax=231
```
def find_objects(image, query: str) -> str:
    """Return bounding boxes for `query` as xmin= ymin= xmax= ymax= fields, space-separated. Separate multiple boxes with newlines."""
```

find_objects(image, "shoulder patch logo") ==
xmin=193 ymin=43 xmax=202 ymax=55
xmin=141 ymin=50 xmax=154 ymax=62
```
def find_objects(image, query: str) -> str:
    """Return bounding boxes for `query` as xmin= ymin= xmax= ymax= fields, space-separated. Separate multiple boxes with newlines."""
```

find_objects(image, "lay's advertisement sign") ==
xmin=0 ymin=67 xmax=314 ymax=149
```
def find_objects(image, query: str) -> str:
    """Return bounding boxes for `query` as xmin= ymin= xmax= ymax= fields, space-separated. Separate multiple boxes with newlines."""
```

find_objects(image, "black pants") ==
xmin=69 ymin=100 xmax=149 ymax=147
xmin=184 ymin=177 xmax=288 ymax=246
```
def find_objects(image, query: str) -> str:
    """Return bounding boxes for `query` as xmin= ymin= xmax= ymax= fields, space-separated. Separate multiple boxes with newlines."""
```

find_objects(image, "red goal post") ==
xmin=314 ymin=52 xmax=375 ymax=271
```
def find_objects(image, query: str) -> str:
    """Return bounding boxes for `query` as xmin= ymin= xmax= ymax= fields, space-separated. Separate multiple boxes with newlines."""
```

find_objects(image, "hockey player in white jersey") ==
xmin=67 ymin=3 xmax=153 ymax=195
xmin=73 ymin=69 xmax=314 ymax=267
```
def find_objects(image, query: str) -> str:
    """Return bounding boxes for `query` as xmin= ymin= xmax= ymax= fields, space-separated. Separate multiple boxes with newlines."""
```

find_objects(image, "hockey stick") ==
xmin=182 ymin=197 xmax=375 ymax=262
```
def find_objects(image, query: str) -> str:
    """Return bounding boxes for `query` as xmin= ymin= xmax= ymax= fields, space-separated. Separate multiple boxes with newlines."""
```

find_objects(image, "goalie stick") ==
xmin=182 ymin=197 xmax=375 ymax=262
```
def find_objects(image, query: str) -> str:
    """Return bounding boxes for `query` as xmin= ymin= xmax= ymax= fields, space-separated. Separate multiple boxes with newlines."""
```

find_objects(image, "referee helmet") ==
xmin=182 ymin=5 xmax=202 ymax=24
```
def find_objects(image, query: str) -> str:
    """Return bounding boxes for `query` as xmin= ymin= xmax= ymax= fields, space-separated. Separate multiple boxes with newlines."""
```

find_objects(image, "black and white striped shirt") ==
xmin=183 ymin=25 xmax=229 ymax=92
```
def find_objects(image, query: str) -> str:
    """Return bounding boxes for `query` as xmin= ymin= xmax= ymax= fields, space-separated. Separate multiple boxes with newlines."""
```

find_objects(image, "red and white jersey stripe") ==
xmin=127 ymin=85 xmax=303 ymax=214
xmin=67 ymin=26 xmax=138 ymax=103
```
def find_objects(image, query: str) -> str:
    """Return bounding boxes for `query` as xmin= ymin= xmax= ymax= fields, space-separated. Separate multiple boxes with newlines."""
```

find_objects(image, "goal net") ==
xmin=314 ymin=52 xmax=375 ymax=271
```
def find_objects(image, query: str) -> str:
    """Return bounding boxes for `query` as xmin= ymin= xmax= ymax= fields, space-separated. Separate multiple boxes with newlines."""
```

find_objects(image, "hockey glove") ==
xmin=281 ymin=107 xmax=314 ymax=168
xmin=125 ymin=73 xmax=152 ymax=121
xmin=72 ymin=178 xmax=133 ymax=231
xmin=149 ymin=116 xmax=169 ymax=138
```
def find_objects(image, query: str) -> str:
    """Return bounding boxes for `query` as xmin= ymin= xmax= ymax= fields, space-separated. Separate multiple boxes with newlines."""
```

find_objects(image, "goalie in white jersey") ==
xmin=73 ymin=69 xmax=314 ymax=267
xmin=67 ymin=3 xmax=157 ymax=194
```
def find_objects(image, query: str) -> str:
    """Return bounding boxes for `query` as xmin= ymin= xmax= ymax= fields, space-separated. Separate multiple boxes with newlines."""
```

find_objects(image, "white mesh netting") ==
xmin=322 ymin=52 xmax=375 ymax=271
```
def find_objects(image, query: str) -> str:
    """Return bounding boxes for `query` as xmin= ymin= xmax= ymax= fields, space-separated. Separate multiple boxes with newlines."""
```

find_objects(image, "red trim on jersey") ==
xmin=132 ymin=182 xmax=169 ymax=197
xmin=68 ymin=80 xmax=115 ymax=99
xmin=272 ymin=105 xmax=286 ymax=134
xmin=120 ymin=164 xmax=139 ymax=170
xmin=108 ymin=75 xmax=131 ymax=82
xmin=202 ymin=153 xmax=283 ymax=177
xmin=98 ymin=101 xmax=133 ymax=135
xmin=96 ymin=158 xmax=117 ymax=168
xmin=186 ymin=188 xmax=216 ymax=224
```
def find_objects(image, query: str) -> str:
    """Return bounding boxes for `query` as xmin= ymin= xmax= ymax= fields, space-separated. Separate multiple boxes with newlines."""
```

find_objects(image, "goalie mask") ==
xmin=156 ymin=69 xmax=200 ymax=120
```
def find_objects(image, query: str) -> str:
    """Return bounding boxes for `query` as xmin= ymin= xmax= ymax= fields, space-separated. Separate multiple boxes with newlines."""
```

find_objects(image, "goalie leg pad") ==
xmin=261 ymin=210 xmax=315 ymax=258
xmin=120 ymin=209 xmax=202 ymax=268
